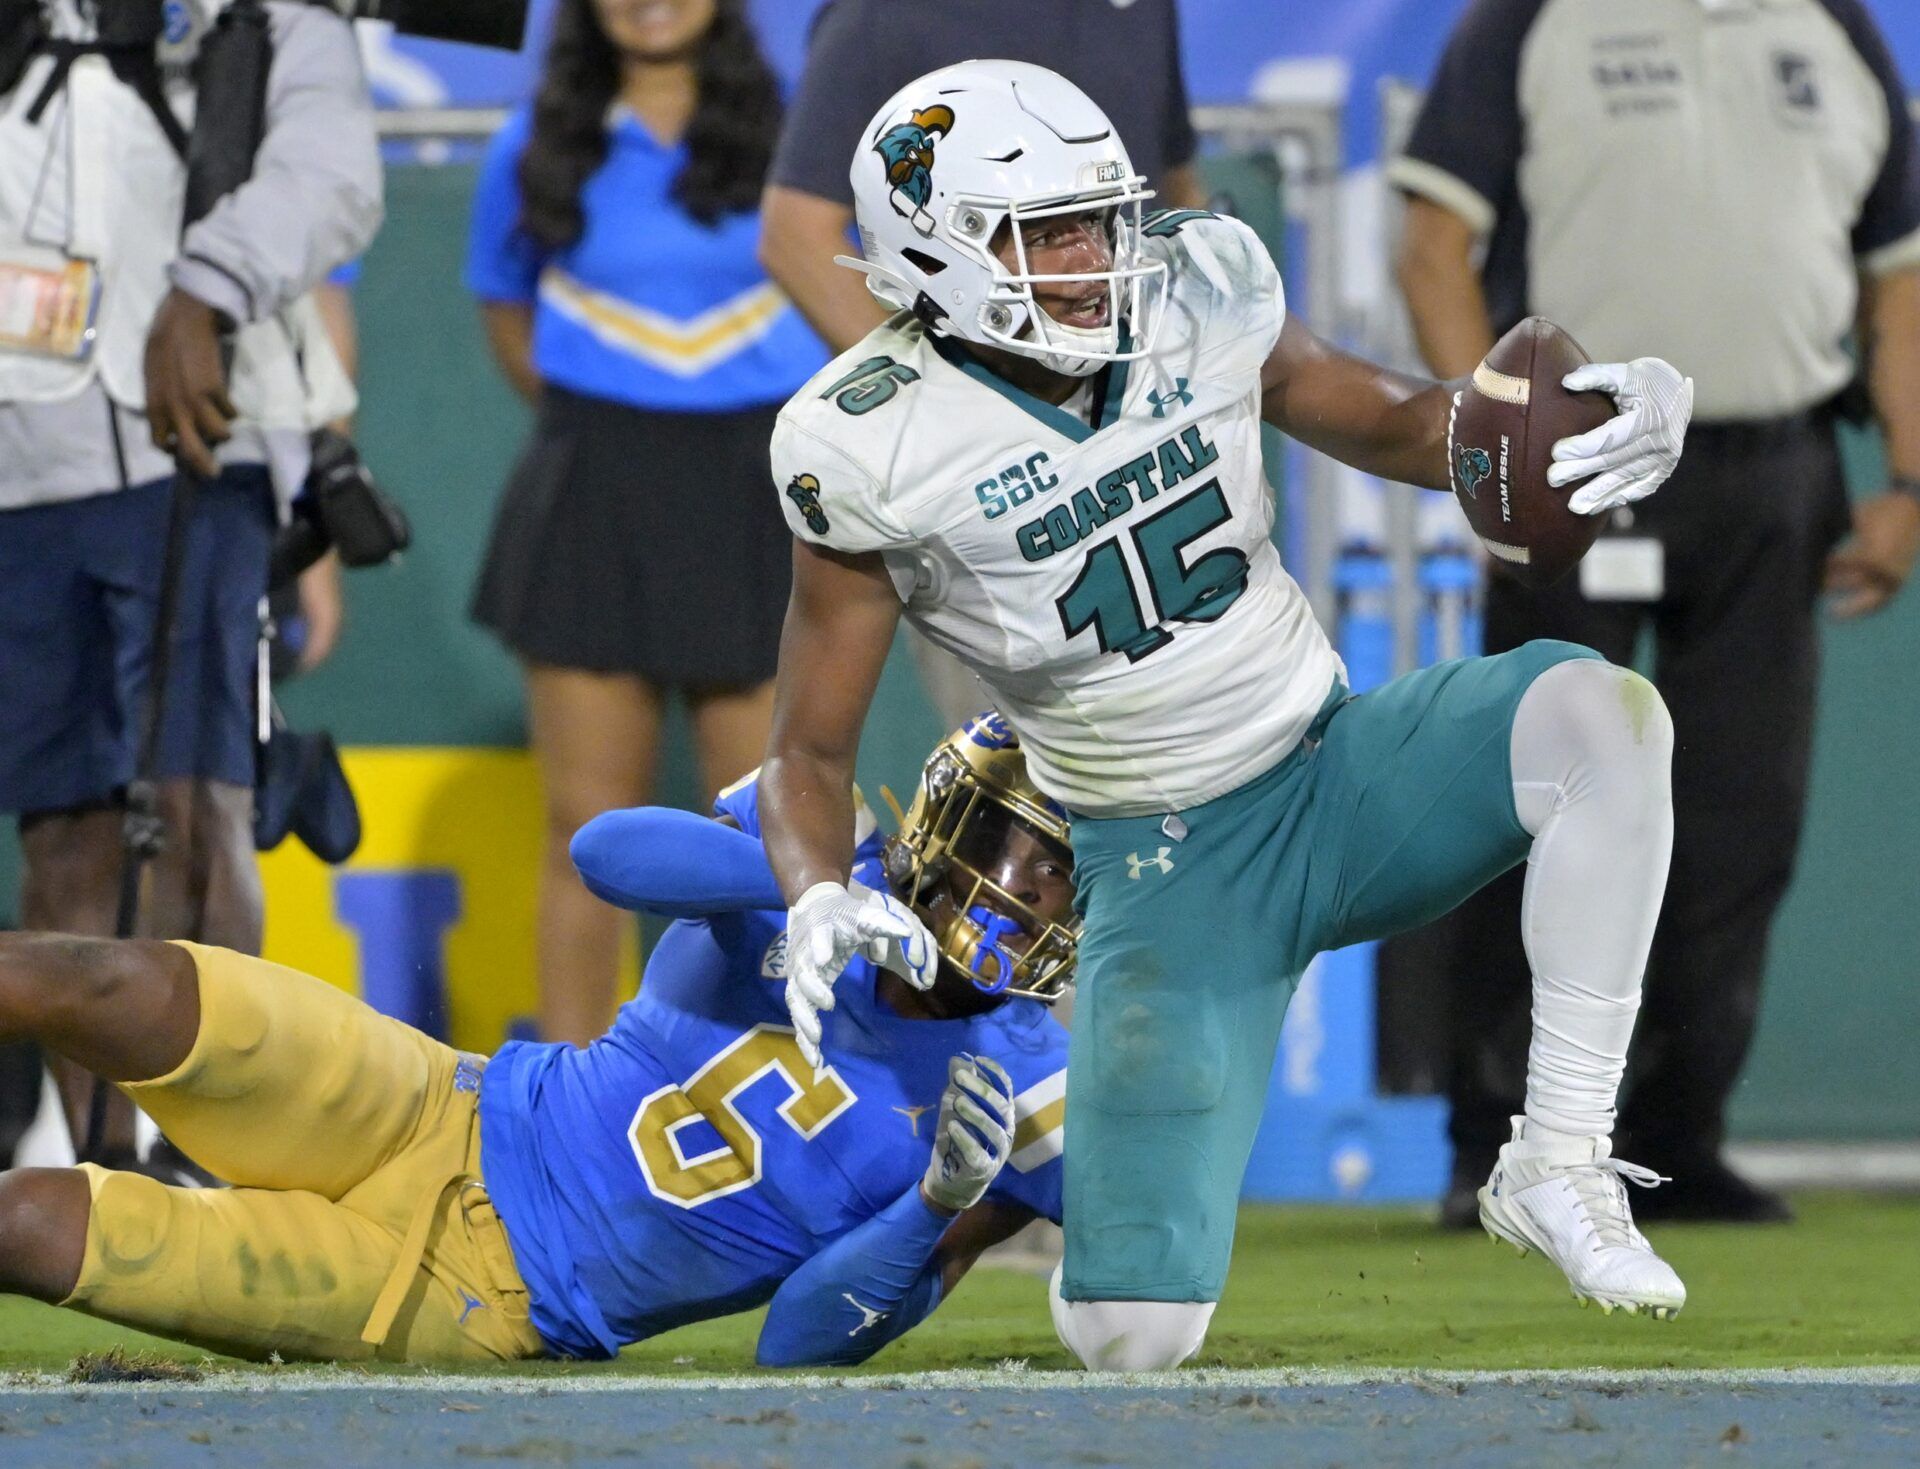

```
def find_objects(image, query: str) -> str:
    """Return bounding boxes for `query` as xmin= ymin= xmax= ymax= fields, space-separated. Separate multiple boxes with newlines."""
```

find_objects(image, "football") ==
xmin=1447 ymin=317 xmax=1617 ymax=588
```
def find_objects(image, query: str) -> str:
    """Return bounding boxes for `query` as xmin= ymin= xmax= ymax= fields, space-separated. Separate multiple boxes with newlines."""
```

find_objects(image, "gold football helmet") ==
xmin=883 ymin=712 xmax=1078 ymax=1003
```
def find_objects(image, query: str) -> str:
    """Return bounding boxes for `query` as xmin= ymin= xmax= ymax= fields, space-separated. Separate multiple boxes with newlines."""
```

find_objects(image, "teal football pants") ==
xmin=1059 ymin=639 xmax=1603 ymax=1301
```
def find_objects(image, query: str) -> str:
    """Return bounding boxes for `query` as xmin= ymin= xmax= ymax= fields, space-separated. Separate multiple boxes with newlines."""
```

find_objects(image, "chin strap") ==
xmin=1030 ymin=304 xmax=1120 ymax=377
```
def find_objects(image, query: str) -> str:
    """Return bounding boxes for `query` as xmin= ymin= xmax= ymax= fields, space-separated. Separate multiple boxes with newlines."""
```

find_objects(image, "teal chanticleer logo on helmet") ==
xmin=874 ymin=105 xmax=955 ymax=236
xmin=1454 ymin=444 xmax=1493 ymax=500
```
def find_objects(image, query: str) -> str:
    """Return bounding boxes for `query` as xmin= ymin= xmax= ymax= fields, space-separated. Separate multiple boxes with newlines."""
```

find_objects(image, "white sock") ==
xmin=1509 ymin=659 xmax=1674 ymax=1139
xmin=1049 ymin=1267 xmax=1215 ymax=1371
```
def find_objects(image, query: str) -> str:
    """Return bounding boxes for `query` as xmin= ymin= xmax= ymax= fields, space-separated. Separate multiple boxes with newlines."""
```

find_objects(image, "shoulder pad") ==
xmin=774 ymin=321 xmax=933 ymax=554
xmin=1139 ymin=211 xmax=1286 ymax=371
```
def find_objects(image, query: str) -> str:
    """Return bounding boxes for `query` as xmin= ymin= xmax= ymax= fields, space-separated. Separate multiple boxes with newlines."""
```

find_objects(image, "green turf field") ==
xmin=4 ymin=1193 xmax=1915 ymax=1378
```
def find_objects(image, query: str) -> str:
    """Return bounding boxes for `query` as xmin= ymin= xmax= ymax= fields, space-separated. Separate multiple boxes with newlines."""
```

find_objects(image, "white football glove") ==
xmin=921 ymin=1054 xmax=1016 ymax=1215
xmin=784 ymin=880 xmax=937 ymax=1067
xmin=847 ymin=878 xmax=940 ymax=992
xmin=1549 ymin=358 xmax=1694 ymax=516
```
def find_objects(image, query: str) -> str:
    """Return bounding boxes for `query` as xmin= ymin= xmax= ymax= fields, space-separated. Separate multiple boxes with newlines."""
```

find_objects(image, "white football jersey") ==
xmin=772 ymin=213 xmax=1343 ymax=818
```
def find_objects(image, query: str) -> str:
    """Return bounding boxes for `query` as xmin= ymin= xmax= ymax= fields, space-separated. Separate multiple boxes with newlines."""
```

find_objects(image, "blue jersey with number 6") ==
xmin=477 ymin=778 xmax=1067 ymax=1360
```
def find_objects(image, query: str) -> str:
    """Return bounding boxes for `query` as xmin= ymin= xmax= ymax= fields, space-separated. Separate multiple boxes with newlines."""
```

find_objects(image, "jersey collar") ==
xmin=928 ymin=327 xmax=1133 ymax=444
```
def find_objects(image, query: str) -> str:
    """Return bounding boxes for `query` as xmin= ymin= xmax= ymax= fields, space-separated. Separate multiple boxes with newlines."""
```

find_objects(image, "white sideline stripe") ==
xmin=1725 ymin=1141 xmax=1920 ymax=1190
xmin=5 ymin=1366 xmax=1917 ymax=1395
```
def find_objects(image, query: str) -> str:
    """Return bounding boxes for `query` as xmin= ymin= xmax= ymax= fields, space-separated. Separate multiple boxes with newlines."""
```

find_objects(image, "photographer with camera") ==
xmin=0 ymin=0 xmax=380 ymax=1169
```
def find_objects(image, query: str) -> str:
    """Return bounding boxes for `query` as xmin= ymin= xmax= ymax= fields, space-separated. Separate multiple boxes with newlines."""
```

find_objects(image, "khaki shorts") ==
xmin=64 ymin=943 xmax=546 ymax=1363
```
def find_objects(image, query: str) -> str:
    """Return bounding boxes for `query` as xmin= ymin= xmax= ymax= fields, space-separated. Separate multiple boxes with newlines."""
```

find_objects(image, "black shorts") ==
xmin=472 ymin=387 xmax=791 ymax=688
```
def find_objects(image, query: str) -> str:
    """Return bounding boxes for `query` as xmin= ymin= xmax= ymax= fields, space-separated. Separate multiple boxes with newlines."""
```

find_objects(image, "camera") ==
xmin=269 ymin=427 xmax=413 ymax=590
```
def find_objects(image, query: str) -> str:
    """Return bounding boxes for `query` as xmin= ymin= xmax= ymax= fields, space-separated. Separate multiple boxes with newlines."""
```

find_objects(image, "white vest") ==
xmin=0 ymin=0 xmax=353 ymax=428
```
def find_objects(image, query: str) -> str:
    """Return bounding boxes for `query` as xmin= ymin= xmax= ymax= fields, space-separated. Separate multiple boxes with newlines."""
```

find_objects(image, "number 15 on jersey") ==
xmin=1057 ymin=480 xmax=1249 ymax=662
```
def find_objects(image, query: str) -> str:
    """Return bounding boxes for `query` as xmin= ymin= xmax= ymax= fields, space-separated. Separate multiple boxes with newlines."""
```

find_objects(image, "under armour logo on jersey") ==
xmin=1126 ymin=848 xmax=1174 ymax=879
xmin=844 ymin=1293 xmax=890 ymax=1336
xmin=893 ymin=1103 xmax=933 ymax=1137
xmin=1148 ymin=379 xmax=1192 ymax=418
xmin=761 ymin=933 xmax=789 ymax=981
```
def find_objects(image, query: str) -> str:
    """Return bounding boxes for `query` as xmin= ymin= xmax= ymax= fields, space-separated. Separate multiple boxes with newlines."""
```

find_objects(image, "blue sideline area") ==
xmin=0 ymin=1380 xmax=1912 ymax=1469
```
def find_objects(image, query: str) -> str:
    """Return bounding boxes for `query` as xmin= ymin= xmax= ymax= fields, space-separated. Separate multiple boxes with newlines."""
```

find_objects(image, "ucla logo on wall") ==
xmin=261 ymin=749 xmax=635 ymax=1050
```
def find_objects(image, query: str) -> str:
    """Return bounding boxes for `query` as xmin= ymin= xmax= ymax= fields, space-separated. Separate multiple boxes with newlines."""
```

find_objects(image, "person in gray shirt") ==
xmin=0 ymin=0 xmax=381 ymax=1168
xmin=1391 ymin=0 xmax=1920 ymax=1223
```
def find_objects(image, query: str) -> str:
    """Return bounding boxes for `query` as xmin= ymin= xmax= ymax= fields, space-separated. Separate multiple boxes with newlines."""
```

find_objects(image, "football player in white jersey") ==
xmin=758 ymin=60 xmax=1697 ymax=1370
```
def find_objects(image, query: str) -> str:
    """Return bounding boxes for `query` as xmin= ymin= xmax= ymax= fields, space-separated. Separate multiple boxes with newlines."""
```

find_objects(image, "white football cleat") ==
xmin=1479 ymin=1116 xmax=1686 ymax=1320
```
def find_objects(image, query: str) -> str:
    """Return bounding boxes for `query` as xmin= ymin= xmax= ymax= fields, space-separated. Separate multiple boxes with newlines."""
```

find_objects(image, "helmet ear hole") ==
xmin=883 ymin=843 xmax=916 ymax=890
xmin=901 ymin=248 xmax=948 ymax=275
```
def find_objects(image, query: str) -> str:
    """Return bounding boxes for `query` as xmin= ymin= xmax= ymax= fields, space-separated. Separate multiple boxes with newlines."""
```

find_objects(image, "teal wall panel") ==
xmin=1729 ymin=427 xmax=1920 ymax=1138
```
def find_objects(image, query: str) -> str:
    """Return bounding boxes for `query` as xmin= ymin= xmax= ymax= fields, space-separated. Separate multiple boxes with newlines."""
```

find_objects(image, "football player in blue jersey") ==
xmin=0 ymin=719 xmax=1073 ymax=1366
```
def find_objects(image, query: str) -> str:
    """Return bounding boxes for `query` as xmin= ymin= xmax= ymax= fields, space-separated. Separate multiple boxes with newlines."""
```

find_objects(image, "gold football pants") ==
xmin=62 ymin=943 xmax=545 ymax=1363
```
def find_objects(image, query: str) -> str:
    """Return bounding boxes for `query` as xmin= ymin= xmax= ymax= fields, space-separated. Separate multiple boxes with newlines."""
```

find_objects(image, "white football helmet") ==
xmin=841 ymin=59 xmax=1167 ymax=377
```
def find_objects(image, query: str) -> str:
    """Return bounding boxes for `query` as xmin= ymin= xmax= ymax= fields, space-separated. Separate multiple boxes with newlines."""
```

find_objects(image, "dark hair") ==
xmin=516 ymin=0 xmax=781 ymax=251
